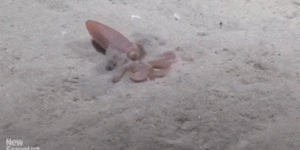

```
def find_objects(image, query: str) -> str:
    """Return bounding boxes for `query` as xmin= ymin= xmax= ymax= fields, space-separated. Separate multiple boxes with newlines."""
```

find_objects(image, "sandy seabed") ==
xmin=1 ymin=0 xmax=300 ymax=149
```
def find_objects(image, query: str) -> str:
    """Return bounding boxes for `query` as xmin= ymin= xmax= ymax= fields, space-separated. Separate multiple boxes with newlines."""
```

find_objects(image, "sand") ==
xmin=1 ymin=0 xmax=300 ymax=149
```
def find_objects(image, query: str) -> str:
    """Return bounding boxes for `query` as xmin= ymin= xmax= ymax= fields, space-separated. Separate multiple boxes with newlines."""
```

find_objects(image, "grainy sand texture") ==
xmin=1 ymin=0 xmax=300 ymax=149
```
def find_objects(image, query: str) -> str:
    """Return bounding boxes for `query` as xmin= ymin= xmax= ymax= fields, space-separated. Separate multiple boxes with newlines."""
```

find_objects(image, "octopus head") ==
xmin=127 ymin=43 xmax=144 ymax=60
